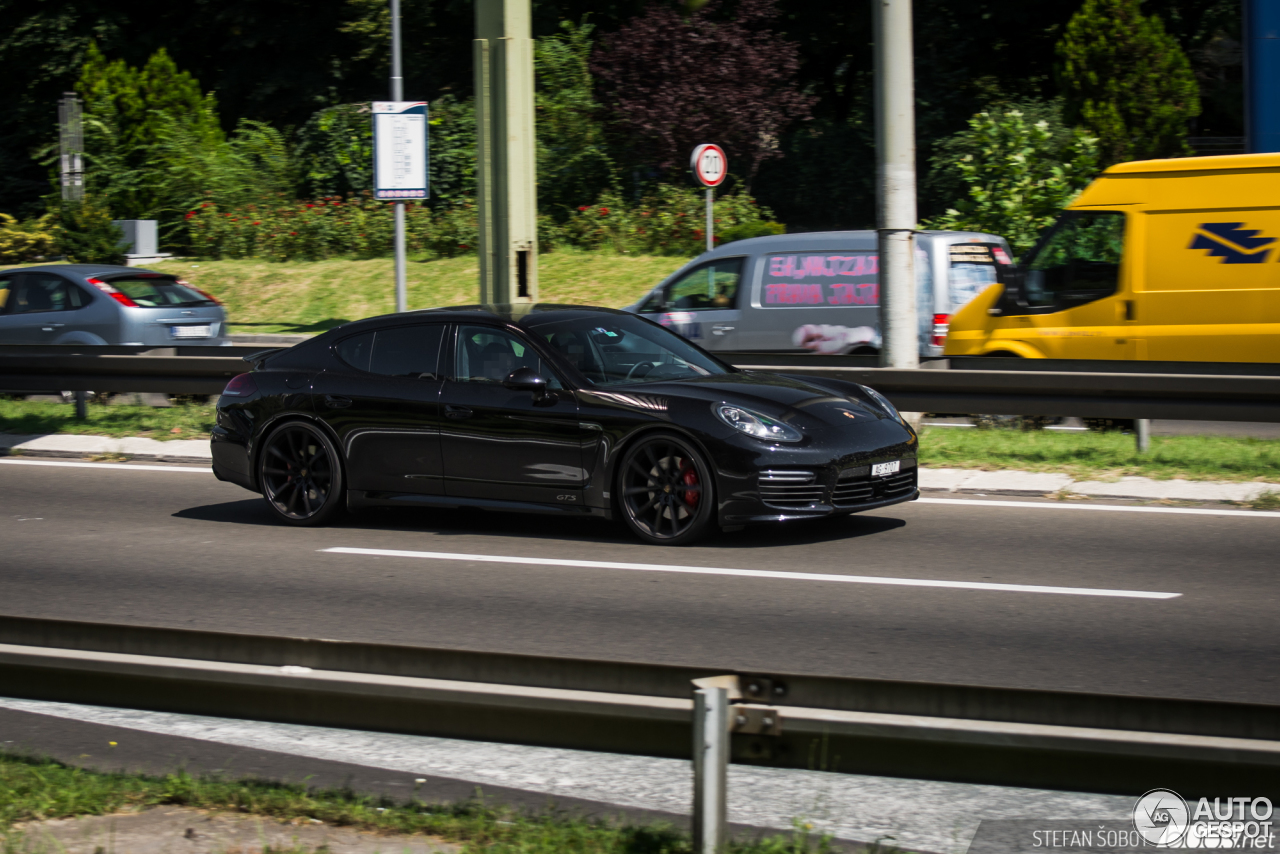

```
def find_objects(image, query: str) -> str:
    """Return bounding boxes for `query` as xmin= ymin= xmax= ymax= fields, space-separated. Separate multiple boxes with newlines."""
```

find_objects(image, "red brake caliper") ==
xmin=680 ymin=462 xmax=700 ymax=506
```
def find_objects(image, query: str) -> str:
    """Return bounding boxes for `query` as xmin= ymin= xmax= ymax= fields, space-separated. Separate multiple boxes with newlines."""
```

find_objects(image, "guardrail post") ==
xmin=1135 ymin=418 xmax=1151 ymax=454
xmin=73 ymin=389 xmax=87 ymax=420
xmin=692 ymin=678 xmax=731 ymax=853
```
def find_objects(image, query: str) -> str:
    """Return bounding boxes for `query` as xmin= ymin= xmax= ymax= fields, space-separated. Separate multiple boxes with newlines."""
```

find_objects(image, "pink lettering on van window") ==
xmin=766 ymin=254 xmax=877 ymax=280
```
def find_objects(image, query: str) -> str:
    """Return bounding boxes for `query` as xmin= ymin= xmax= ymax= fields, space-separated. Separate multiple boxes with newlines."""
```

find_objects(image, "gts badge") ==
xmin=557 ymin=494 xmax=577 ymax=502
xmin=1189 ymin=223 xmax=1276 ymax=263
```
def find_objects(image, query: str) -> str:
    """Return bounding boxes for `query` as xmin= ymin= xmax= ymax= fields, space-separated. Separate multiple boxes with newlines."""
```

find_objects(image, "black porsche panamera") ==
xmin=211 ymin=305 xmax=918 ymax=545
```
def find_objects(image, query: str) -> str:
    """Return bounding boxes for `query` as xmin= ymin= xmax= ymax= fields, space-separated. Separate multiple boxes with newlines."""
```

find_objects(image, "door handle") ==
xmin=711 ymin=325 xmax=735 ymax=335
xmin=445 ymin=404 xmax=473 ymax=419
xmin=41 ymin=323 xmax=65 ymax=332
xmin=324 ymin=395 xmax=352 ymax=409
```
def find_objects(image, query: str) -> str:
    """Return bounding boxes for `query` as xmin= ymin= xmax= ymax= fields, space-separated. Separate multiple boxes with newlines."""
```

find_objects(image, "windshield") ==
xmin=529 ymin=313 xmax=730 ymax=386
xmin=106 ymin=276 xmax=216 ymax=308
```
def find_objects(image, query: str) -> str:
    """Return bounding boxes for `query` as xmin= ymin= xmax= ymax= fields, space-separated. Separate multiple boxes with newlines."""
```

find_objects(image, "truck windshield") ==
xmin=1023 ymin=212 xmax=1125 ymax=308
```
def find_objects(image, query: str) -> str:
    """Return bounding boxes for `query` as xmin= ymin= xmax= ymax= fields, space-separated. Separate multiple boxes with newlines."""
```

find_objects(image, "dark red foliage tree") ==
xmin=591 ymin=0 xmax=815 ymax=190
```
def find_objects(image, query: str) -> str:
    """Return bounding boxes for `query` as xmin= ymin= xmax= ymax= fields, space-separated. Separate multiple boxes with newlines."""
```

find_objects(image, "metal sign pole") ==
xmin=705 ymin=189 xmax=713 ymax=252
xmin=391 ymin=0 xmax=407 ymax=313
xmin=874 ymin=0 xmax=919 ymax=370
xmin=692 ymin=683 xmax=729 ymax=853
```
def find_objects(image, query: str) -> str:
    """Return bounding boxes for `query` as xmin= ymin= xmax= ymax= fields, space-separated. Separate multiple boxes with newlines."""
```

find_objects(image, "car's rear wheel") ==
xmin=617 ymin=432 xmax=714 ymax=546
xmin=259 ymin=421 xmax=344 ymax=526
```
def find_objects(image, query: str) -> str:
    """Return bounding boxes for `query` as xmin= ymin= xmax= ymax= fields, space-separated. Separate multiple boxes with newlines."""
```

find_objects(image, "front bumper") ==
xmin=719 ymin=463 xmax=919 ymax=524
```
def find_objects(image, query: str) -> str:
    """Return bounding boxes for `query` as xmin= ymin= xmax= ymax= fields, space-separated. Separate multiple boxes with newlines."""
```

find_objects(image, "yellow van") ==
xmin=944 ymin=152 xmax=1280 ymax=362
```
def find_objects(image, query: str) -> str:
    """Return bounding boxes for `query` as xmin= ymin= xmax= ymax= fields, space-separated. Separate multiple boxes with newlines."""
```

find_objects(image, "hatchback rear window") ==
xmin=105 ymin=276 xmax=215 ymax=308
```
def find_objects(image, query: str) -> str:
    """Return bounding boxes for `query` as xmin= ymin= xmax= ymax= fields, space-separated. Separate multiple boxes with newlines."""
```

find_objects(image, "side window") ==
xmin=0 ymin=277 xmax=12 ymax=314
xmin=336 ymin=332 xmax=374 ymax=372
xmin=655 ymin=258 xmax=744 ymax=311
xmin=455 ymin=325 xmax=562 ymax=387
xmin=369 ymin=324 xmax=444 ymax=378
xmin=335 ymin=325 xmax=444 ymax=378
xmin=1024 ymin=213 xmax=1125 ymax=308
xmin=8 ymin=274 xmax=81 ymax=314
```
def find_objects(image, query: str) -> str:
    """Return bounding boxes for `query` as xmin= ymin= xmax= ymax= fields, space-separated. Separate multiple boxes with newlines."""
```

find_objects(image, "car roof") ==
xmin=683 ymin=228 xmax=1009 ymax=262
xmin=325 ymin=303 xmax=631 ymax=335
xmin=1 ymin=264 xmax=165 ymax=278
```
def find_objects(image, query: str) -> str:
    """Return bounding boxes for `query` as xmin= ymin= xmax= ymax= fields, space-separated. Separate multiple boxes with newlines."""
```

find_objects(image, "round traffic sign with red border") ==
xmin=690 ymin=144 xmax=728 ymax=187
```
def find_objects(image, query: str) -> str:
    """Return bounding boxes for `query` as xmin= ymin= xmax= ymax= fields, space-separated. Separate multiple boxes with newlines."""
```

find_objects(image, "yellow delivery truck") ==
xmin=944 ymin=152 xmax=1280 ymax=362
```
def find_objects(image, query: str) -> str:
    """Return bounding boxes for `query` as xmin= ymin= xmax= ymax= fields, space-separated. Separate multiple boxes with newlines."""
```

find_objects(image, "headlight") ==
xmin=715 ymin=403 xmax=802 ymax=443
xmin=862 ymin=387 xmax=903 ymax=423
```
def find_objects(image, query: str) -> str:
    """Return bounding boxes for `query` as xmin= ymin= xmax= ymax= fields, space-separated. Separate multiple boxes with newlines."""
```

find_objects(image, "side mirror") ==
xmin=503 ymin=366 xmax=548 ymax=396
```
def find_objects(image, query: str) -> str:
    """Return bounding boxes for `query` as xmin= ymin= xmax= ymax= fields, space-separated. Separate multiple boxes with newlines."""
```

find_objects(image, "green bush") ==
xmin=0 ymin=213 xmax=57 ymax=262
xmin=56 ymin=198 xmax=125 ymax=264
xmin=922 ymin=104 xmax=1099 ymax=254
xmin=719 ymin=220 xmax=786 ymax=243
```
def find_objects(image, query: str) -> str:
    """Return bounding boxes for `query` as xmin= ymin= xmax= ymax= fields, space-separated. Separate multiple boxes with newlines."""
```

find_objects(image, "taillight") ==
xmin=178 ymin=279 xmax=223 ymax=305
xmin=85 ymin=276 xmax=139 ymax=308
xmin=221 ymin=373 xmax=259 ymax=397
xmin=931 ymin=313 xmax=950 ymax=347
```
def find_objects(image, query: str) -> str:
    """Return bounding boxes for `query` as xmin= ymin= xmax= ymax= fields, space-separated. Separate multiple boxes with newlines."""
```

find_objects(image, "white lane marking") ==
xmin=917 ymin=497 xmax=1280 ymax=519
xmin=0 ymin=459 xmax=211 ymax=473
xmin=321 ymin=547 xmax=1180 ymax=599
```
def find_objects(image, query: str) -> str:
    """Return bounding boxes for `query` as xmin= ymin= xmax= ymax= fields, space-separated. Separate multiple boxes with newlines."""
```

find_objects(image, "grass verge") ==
xmin=918 ymin=426 xmax=1280 ymax=482
xmin=150 ymin=251 xmax=690 ymax=335
xmin=0 ymin=398 xmax=215 ymax=441
xmin=0 ymin=753 xmax=835 ymax=854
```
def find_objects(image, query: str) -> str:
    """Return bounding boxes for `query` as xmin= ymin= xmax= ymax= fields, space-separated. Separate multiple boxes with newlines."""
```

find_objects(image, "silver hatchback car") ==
xmin=0 ymin=265 xmax=229 ymax=346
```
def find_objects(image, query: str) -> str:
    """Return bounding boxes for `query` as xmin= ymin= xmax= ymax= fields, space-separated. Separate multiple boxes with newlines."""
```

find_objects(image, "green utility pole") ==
xmin=474 ymin=0 xmax=538 ymax=305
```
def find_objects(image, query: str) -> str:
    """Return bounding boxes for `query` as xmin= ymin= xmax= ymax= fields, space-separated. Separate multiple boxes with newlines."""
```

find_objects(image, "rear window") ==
xmin=106 ymin=276 xmax=215 ymax=308
xmin=948 ymin=243 xmax=1011 ymax=312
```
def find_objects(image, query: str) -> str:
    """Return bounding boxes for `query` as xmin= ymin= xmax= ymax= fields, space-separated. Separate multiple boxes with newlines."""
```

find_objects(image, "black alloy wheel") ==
xmin=617 ymin=432 xmax=714 ymax=545
xmin=259 ymin=421 xmax=344 ymax=526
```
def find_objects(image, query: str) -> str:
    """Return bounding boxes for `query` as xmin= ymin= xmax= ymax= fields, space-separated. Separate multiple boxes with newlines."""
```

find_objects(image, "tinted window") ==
xmin=1023 ymin=212 xmax=1125 ymax=308
xmin=532 ymin=313 xmax=729 ymax=386
xmin=336 ymin=325 xmax=444 ymax=378
xmin=455 ymin=325 xmax=562 ymax=387
xmin=0 ymin=278 xmax=11 ymax=312
xmin=107 ymin=276 xmax=214 ymax=308
xmin=760 ymin=252 xmax=878 ymax=307
xmin=642 ymin=258 xmax=743 ymax=312
xmin=370 ymin=325 xmax=443 ymax=378
xmin=8 ymin=274 xmax=88 ymax=314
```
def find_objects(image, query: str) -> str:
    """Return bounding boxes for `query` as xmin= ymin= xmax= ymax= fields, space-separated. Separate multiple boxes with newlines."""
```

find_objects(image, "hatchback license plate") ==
xmin=171 ymin=325 xmax=212 ymax=339
xmin=871 ymin=460 xmax=900 ymax=477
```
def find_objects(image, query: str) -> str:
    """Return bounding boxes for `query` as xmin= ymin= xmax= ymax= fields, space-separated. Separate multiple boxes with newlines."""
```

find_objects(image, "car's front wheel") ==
xmin=617 ymin=432 xmax=714 ymax=545
xmin=258 ymin=421 xmax=345 ymax=526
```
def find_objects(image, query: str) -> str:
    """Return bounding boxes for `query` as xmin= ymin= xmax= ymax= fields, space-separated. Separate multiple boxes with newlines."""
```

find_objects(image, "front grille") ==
xmin=758 ymin=471 xmax=824 ymax=509
xmin=832 ymin=466 xmax=917 ymax=507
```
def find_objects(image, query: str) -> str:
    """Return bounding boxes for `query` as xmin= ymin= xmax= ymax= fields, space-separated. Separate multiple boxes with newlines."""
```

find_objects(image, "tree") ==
xmin=1057 ymin=0 xmax=1201 ymax=164
xmin=536 ymin=18 xmax=617 ymax=215
xmin=591 ymin=0 xmax=814 ymax=190
xmin=924 ymin=104 xmax=1099 ymax=253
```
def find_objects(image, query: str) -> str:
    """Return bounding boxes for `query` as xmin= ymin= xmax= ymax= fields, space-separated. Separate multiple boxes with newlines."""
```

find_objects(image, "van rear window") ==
xmin=760 ymin=253 xmax=879 ymax=307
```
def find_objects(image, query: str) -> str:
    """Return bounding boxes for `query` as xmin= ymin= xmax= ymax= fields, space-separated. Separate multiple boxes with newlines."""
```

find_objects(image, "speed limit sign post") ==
xmin=691 ymin=144 xmax=727 ymax=251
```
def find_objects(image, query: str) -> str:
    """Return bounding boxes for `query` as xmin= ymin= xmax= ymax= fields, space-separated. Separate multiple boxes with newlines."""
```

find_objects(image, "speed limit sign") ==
xmin=690 ymin=144 xmax=727 ymax=187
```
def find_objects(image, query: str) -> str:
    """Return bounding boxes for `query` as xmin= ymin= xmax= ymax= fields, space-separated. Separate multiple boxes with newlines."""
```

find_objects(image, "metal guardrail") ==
xmin=0 ymin=346 xmax=1279 ymax=422
xmin=1 ymin=614 xmax=1278 ymax=798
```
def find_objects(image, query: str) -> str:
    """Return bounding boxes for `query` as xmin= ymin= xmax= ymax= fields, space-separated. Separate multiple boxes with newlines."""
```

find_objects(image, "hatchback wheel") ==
xmin=617 ymin=433 xmax=714 ymax=545
xmin=259 ymin=421 xmax=344 ymax=526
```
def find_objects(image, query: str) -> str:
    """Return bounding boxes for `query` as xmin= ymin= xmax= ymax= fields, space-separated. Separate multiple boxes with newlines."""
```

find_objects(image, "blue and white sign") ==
xmin=373 ymin=101 xmax=429 ymax=200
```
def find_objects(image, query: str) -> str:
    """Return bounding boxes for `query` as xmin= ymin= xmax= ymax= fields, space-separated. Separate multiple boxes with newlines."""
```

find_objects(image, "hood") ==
xmin=636 ymin=371 xmax=895 ymax=429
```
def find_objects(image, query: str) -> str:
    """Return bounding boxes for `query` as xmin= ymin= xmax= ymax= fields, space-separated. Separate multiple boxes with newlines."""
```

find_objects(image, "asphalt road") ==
xmin=1 ymin=458 xmax=1277 ymax=705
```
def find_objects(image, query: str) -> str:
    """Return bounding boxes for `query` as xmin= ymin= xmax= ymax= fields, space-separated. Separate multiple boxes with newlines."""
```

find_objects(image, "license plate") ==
xmin=171 ymin=325 xmax=212 ymax=339
xmin=871 ymin=460 xmax=900 ymax=477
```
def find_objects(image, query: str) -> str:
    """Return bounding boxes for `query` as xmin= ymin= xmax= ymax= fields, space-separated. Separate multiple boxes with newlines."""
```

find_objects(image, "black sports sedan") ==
xmin=211 ymin=305 xmax=918 ymax=545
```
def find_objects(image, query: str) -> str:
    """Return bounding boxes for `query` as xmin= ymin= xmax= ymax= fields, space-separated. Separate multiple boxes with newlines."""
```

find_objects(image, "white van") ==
xmin=626 ymin=230 xmax=1013 ymax=355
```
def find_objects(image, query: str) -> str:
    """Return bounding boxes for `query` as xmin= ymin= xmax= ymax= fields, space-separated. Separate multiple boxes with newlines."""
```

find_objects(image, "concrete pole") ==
xmin=874 ymin=0 xmax=919 ymax=370
xmin=692 ymin=684 xmax=729 ymax=853
xmin=390 ymin=0 xmax=407 ymax=313
xmin=474 ymin=0 xmax=539 ymax=304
